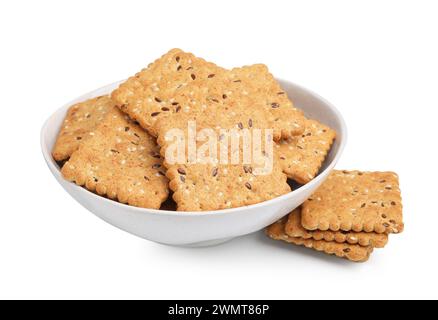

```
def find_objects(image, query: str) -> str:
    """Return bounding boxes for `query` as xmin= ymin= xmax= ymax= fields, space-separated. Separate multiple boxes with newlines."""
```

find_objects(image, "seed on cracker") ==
xmin=285 ymin=208 xmax=388 ymax=248
xmin=52 ymin=96 xmax=112 ymax=161
xmin=156 ymin=110 xmax=291 ymax=211
xmin=61 ymin=107 xmax=169 ymax=209
xmin=276 ymin=119 xmax=336 ymax=184
xmin=111 ymin=49 xmax=305 ymax=140
xmin=301 ymin=170 xmax=404 ymax=234
xmin=266 ymin=218 xmax=373 ymax=262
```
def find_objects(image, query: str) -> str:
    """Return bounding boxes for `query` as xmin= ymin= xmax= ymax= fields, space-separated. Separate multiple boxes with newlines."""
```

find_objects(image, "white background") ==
xmin=0 ymin=0 xmax=437 ymax=300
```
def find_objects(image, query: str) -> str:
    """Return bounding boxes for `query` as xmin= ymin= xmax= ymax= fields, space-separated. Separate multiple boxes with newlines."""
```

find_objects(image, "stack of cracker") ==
xmin=267 ymin=170 xmax=404 ymax=262
xmin=53 ymin=49 xmax=338 ymax=211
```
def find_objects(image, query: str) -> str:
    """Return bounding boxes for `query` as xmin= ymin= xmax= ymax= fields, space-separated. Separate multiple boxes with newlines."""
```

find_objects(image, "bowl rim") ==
xmin=41 ymin=79 xmax=347 ymax=217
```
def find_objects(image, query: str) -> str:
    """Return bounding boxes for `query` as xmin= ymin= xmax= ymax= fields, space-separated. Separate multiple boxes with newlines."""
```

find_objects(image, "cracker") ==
xmin=301 ymin=170 xmax=403 ymax=234
xmin=285 ymin=208 xmax=388 ymax=248
xmin=276 ymin=119 xmax=336 ymax=184
xmin=112 ymin=49 xmax=223 ymax=137
xmin=111 ymin=49 xmax=305 ymax=140
xmin=61 ymin=107 xmax=169 ymax=209
xmin=52 ymin=96 xmax=112 ymax=161
xmin=156 ymin=110 xmax=291 ymax=211
xmin=266 ymin=218 xmax=373 ymax=262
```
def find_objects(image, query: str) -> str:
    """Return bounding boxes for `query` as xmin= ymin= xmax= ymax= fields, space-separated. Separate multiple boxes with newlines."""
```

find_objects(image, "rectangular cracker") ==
xmin=285 ymin=208 xmax=388 ymax=248
xmin=266 ymin=218 xmax=373 ymax=263
xmin=276 ymin=119 xmax=336 ymax=184
xmin=52 ymin=96 xmax=112 ymax=161
xmin=111 ymin=49 xmax=305 ymax=140
xmin=301 ymin=170 xmax=403 ymax=234
xmin=112 ymin=49 xmax=223 ymax=137
xmin=156 ymin=104 xmax=291 ymax=211
xmin=61 ymin=107 xmax=169 ymax=209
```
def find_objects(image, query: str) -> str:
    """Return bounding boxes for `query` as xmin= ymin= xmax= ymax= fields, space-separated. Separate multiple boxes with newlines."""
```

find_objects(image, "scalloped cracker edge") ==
xmin=266 ymin=218 xmax=373 ymax=263
xmin=285 ymin=208 xmax=388 ymax=248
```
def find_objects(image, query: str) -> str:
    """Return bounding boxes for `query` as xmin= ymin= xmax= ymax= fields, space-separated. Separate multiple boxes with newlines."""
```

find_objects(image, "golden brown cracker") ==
xmin=285 ymin=208 xmax=388 ymax=248
xmin=266 ymin=218 xmax=373 ymax=262
xmin=61 ymin=107 xmax=169 ymax=209
xmin=301 ymin=170 xmax=403 ymax=234
xmin=112 ymin=49 xmax=224 ymax=137
xmin=52 ymin=96 xmax=112 ymax=161
xmin=156 ymin=109 xmax=291 ymax=211
xmin=276 ymin=119 xmax=336 ymax=184
xmin=111 ymin=49 xmax=304 ymax=140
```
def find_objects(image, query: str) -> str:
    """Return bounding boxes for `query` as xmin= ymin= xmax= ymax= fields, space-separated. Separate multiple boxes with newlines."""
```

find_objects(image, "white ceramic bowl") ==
xmin=41 ymin=80 xmax=347 ymax=247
